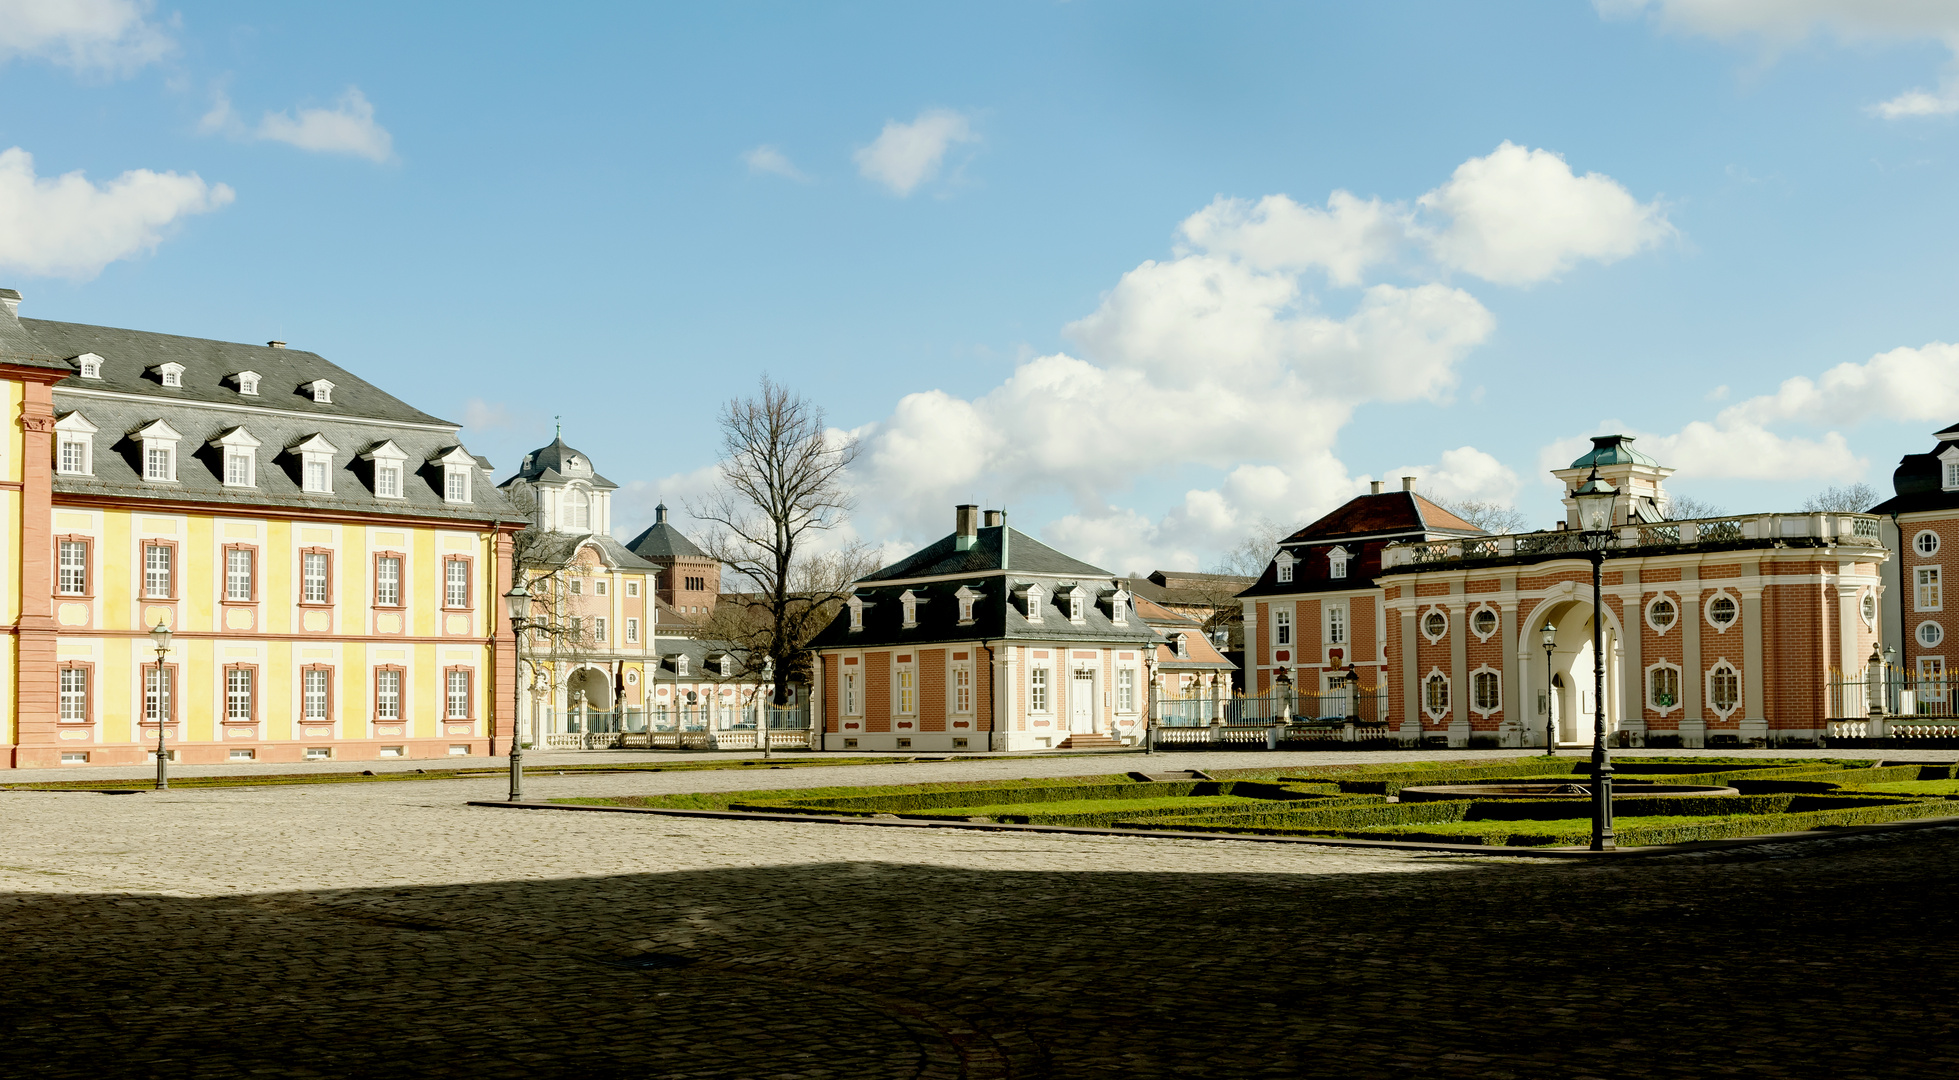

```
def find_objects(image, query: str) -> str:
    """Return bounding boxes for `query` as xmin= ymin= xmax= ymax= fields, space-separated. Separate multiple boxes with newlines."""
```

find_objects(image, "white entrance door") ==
xmin=1071 ymin=673 xmax=1096 ymax=733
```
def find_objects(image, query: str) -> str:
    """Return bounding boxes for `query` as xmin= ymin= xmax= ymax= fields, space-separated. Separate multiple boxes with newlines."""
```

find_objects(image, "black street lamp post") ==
xmin=503 ymin=581 xmax=531 ymax=803
xmin=150 ymin=620 xmax=171 ymax=790
xmin=1572 ymin=467 xmax=1621 ymax=851
xmin=1541 ymin=622 xmax=1557 ymax=757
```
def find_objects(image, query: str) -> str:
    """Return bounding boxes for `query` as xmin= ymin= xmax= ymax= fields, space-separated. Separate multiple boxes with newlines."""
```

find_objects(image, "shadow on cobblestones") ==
xmin=4 ymin=828 xmax=1958 ymax=1079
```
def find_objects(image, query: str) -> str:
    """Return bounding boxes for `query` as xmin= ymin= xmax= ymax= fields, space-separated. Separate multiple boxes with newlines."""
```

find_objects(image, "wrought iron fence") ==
xmin=1221 ymin=691 xmax=1378 ymax=725
xmin=1827 ymin=667 xmax=1957 ymax=720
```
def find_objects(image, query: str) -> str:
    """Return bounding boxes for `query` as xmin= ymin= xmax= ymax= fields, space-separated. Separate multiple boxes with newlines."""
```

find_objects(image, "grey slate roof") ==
xmin=809 ymin=576 xmax=1163 ymax=650
xmin=0 ymin=292 xmax=72 ymax=373
xmin=25 ymin=318 xmax=451 ymax=426
xmin=1871 ymin=442 xmax=1954 ymax=516
xmin=519 ymin=531 xmax=660 ymax=572
xmin=54 ymin=396 xmax=515 ymax=523
xmin=860 ymin=525 xmax=1110 ymax=581
xmin=646 ymin=637 xmax=758 ymax=680
xmin=507 ymin=436 xmax=619 ymax=490
xmin=626 ymin=509 xmax=708 ymax=561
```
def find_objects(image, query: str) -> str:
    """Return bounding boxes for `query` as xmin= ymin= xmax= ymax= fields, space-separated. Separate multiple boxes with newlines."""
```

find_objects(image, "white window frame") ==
xmin=1421 ymin=606 xmax=1449 ymax=643
xmin=847 ymin=596 xmax=864 ymax=632
xmin=953 ymin=662 xmax=973 ymax=715
xmin=1919 ymin=567 xmax=1944 ymax=612
xmin=1274 ymin=608 xmax=1292 ymax=647
xmin=895 ymin=660 xmax=916 ymax=716
xmin=1918 ymin=620 xmax=1945 ymax=648
xmin=133 ymin=420 xmax=182 ymax=483
xmin=1068 ymin=591 xmax=1085 ymax=624
xmin=225 ymin=547 xmax=254 ymax=602
xmin=594 ymin=616 xmax=608 ymax=643
xmin=842 ymin=668 xmax=861 ymax=716
xmin=1422 ymin=669 xmax=1450 ymax=720
xmin=361 ymin=441 xmax=408 ymax=499
xmin=1645 ymin=593 xmax=1679 ymax=635
xmin=625 ymin=581 xmax=639 ymax=597
xmin=233 ymin=370 xmax=260 ymax=396
xmin=155 ymin=362 xmax=185 ymax=388
xmin=375 ymin=554 xmax=402 ymax=607
xmin=1943 ymin=447 xmax=1959 ymax=491
xmin=1919 ymin=656 xmax=1948 ymax=703
xmin=430 ymin=446 xmax=477 ymax=505
xmin=59 ymin=667 xmax=88 ymax=721
xmin=1328 ymin=546 xmax=1349 ymax=581
xmin=376 ymin=668 xmax=402 ymax=721
xmin=1116 ymin=667 xmax=1136 ymax=713
xmin=305 ymin=379 xmax=336 ymax=404
xmin=1029 ymin=665 xmax=1050 ymax=713
xmin=226 ymin=667 xmax=254 ymax=722
xmin=1468 ymin=604 xmax=1497 ymax=641
xmin=143 ymin=543 xmax=173 ymax=599
xmin=290 ymin=434 xmax=339 ymax=495
xmin=1275 ymin=551 xmax=1294 ymax=584
xmin=900 ymin=589 xmax=919 ymax=629
xmin=1110 ymin=588 xmax=1129 ymax=626
xmin=1862 ymin=589 xmax=1878 ymax=628
xmin=54 ymin=412 xmax=96 ymax=476
xmin=75 ymin=353 xmax=103 ymax=380
xmin=302 ymin=668 xmax=331 ymax=722
xmin=625 ymin=617 xmax=640 ymax=644
xmin=1916 ymin=530 xmax=1941 ymax=557
xmin=445 ymin=559 xmax=469 ymax=608
xmin=1646 ymin=661 xmax=1682 ymax=715
xmin=211 ymin=427 xmax=260 ymax=489
xmin=1024 ymin=585 xmax=1044 ymax=623
xmin=58 ymin=540 xmax=88 ymax=596
xmin=1707 ymin=660 xmax=1742 ymax=719
xmin=1705 ymin=590 xmax=1739 ymax=631
xmin=446 ymin=669 xmax=472 ymax=719
xmin=1327 ymin=599 xmax=1350 ymax=646
xmin=1469 ymin=665 xmax=1501 ymax=716
xmin=955 ymin=585 xmax=979 ymax=624
xmin=302 ymin=551 xmax=331 ymax=604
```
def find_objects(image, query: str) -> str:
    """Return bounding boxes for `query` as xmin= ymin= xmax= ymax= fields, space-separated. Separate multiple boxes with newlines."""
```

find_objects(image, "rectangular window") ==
xmin=1473 ymin=670 xmax=1500 ymax=711
xmin=1030 ymin=667 xmax=1049 ymax=712
xmin=1650 ymin=666 xmax=1679 ymax=710
xmin=1920 ymin=657 xmax=1948 ymax=704
xmin=376 ymin=555 xmax=401 ymax=606
xmin=955 ymin=665 xmax=972 ymax=714
xmin=376 ymin=462 xmax=402 ymax=498
xmin=843 ymin=670 xmax=860 ymax=715
xmin=144 ymin=665 xmax=174 ymax=722
xmin=595 ymin=580 xmax=608 ymax=596
xmin=625 ymin=617 xmax=640 ymax=643
xmin=445 ymin=468 xmax=467 ymax=502
xmin=626 ymin=581 xmax=639 ymax=597
xmin=59 ymin=667 xmax=88 ymax=721
xmin=1327 ymin=601 xmax=1348 ymax=646
xmin=304 ymin=458 xmax=330 ymax=493
xmin=1331 ymin=557 xmax=1348 ymax=580
xmin=445 ymin=559 xmax=469 ymax=608
xmin=226 ymin=667 xmax=254 ymax=721
xmin=446 ymin=669 xmax=472 ymax=718
xmin=303 ymin=552 xmax=330 ymax=604
xmin=1275 ymin=609 xmax=1292 ymax=646
xmin=570 ymin=579 xmax=583 ymax=595
xmin=144 ymin=445 xmax=173 ymax=481
xmin=303 ymin=668 xmax=331 ymax=721
xmin=1117 ymin=668 xmax=1136 ymax=712
xmin=1947 ymin=462 xmax=1959 ymax=490
xmin=594 ymin=616 xmax=608 ymax=642
xmin=58 ymin=540 xmax=87 ymax=596
xmin=58 ymin=438 xmax=86 ymax=474
xmin=1277 ymin=558 xmax=1293 ymax=584
xmin=376 ymin=669 xmax=402 ymax=720
xmin=143 ymin=544 xmax=173 ymax=599
xmin=897 ymin=666 xmax=916 ymax=715
xmin=224 ymin=449 xmax=253 ymax=487
xmin=1919 ymin=567 xmax=1943 ymax=611
xmin=225 ymin=547 xmax=254 ymax=602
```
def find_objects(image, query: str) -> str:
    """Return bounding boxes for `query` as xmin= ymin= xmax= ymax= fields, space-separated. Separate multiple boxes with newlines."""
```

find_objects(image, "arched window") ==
xmin=565 ymin=488 xmax=591 ymax=530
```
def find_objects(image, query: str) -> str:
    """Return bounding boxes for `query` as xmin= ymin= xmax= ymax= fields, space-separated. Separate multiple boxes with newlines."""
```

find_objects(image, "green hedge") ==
xmin=763 ymin=778 xmax=1325 ymax=813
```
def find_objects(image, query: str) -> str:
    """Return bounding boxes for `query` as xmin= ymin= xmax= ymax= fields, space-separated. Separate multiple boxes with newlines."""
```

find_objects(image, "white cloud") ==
xmin=742 ymin=145 xmax=808 ymax=181
xmin=1417 ymin=142 xmax=1674 ymax=285
xmin=853 ymin=108 xmax=974 ymax=196
xmin=254 ymin=88 xmax=394 ymax=162
xmin=1600 ymin=1 xmax=1959 ymax=119
xmin=0 ymin=0 xmax=173 ymax=77
xmin=1386 ymin=446 xmax=1523 ymax=505
xmin=1177 ymin=191 xmax=1409 ymax=287
xmin=0 ymin=146 xmax=233 ymax=279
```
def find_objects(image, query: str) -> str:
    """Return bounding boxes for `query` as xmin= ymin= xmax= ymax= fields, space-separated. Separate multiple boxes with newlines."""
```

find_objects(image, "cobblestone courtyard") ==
xmin=3 ymin=751 xmax=1956 ymax=1078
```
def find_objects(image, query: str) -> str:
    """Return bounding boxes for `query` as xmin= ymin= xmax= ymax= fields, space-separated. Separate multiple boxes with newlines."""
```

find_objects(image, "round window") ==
xmin=1423 ymin=610 xmax=1448 ymax=639
xmin=625 ymin=670 xmax=640 ymax=685
xmin=1472 ymin=608 xmax=1498 ymax=636
xmin=1708 ymin=594 xmax=1738 ymax=629
xmin=1917 ymin=531 xmax=1942 ymax=557
xmin=1649 ymin=597 xmax=1676 ymax=631
xmin=1863 ymin=591 xmax=1878 ymax=626
xmin=1919 ymin=621 xmax=1945 ymax=648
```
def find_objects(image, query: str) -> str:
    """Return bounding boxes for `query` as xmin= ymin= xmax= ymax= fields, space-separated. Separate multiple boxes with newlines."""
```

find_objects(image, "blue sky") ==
xmin=6 ymin=1 xmax=1959 ymax=573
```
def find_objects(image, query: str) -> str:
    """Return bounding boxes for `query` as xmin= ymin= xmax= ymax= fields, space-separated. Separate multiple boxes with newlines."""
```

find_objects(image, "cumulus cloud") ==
xmin=1599 ymin=0 xmax=1959 ymax=119
xmin=742 ymin=144 xmax=808 ymax=181
xmin=0 ymin=0 xmax=173 ymax=76
xmin=1386 ymin=446 xmax=1523 ymax=505
xmin=0 ymin=146 xmax=234 ymax=279
xmin=203 ymin=88 xmax=394 ymax=162
xmin=853 ymin=108 xmax=974 ymax=196
xmin=1417 ymin=142 xmax=1675 ymax=284
xmin=1177 ymin=191 xmax=1409 ymax=287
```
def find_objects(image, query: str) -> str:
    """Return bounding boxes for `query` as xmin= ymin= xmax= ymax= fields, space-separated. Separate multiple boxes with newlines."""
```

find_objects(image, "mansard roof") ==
xmin=508 ymin=436 xmax=619 ymax=489
xmin=810 ymin=574 xmax=1162 ymax=650
xmin=860 ymin=525 xmax=1110 ymax=582
xmin=1278 ymin=490 xmax=1483 ymax=545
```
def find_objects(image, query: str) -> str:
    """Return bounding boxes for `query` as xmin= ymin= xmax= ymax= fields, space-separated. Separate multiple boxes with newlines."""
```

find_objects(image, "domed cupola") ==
xmin=499 ymin=428 xmax=619 ymax=535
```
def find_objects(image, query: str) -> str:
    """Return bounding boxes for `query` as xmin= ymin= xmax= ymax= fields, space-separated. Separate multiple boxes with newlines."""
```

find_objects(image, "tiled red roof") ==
xmin=1281 ymin=491 xmax=1482 ymax=543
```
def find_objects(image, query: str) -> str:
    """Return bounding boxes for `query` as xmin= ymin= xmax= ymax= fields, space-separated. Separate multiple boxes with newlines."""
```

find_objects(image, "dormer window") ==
xmin=1024 ymin=584 xmax=1045 ymax=623
xmin=132 ymin=420 xmax=182 ymax=483
xmin=1329 ymin=546 xmax=1350 ymax=580
xmin=210 ymin=427 xmax=260 ymax=488
xmin=1942 ymin=446 xmax=1959 ymax=491
xmin=1176 ymin=634 xmax=1190 ymax=659
xmin=900 ymin=589 xmax=920 ymax=629
xmin=676 ymin=655 xmax=689 ymax=677
xmin=303 ymin=379 xmax=335 ymax=404
xmin=1276 ymin=551 xmax=1295 ymax=584
xmin=1110 ymin=589 xmax=1130 ymax=627
xmin=430 ymin=446 xmax=476 ymax=504
xmin=75 ymin=353 xmax=103 ymax=380
xmin=847 ymin=595 xmax=865 ymax=632
xmin=361 ymin=440 xmax=407 ymax=499
xmin=955 ymin=585 xmax=981 ymax=624
xmin=1067 ymin=591 xmax=1085 ymax=624
xmin=719 ymin=655 xmax=733 ymax=677
xmin=232 ymin=370 xmax=261 ymax=396
xmin=289 ymin=434 xmax=339 ymax=494
xmin=54 ymin=412 xmax=96 ymax=476
xmin=155 ymin=362 xmax=185 ymax=388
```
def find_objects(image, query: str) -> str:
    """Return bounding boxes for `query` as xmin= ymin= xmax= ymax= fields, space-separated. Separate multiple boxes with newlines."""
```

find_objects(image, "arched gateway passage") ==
xmin=1522 ymin=598 xmax=1623 ymax=748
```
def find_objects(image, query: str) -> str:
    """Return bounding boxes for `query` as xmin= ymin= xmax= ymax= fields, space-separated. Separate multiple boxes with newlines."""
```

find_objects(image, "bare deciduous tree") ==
xmin=1803 ymin=483 xmax=1879 ymax=513
xmin=691 ymin=377 xmax=871 ymax=703
xmin=1423 ymin=494 xmax=1532 ymax=535
xmin=1663 ymin=493 xmax=1726 ymax=520
xmin=1209 ymin=517 xmax=1287 ymax=579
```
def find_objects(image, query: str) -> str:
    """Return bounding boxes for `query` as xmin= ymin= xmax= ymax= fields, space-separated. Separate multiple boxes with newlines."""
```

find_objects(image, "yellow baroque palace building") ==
xmin=0 ymin=289 xmax=520 ymax=768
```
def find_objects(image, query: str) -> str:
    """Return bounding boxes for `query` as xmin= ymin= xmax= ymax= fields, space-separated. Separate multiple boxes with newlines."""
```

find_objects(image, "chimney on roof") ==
xmin=1401 ymin=476 xmax=1416 ymax=492
xmin=267 ymin=340 xmax=286 ymax=349
xmin=955 ymin=504 xmax=980 ymax=551
xmin=983 ymin=509 xmax=1003 ymax=528
xmin=1370 ymin=480 xmax=1383 ymax=495
xmin=0 ymin=288 xmax=19 ymax=317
